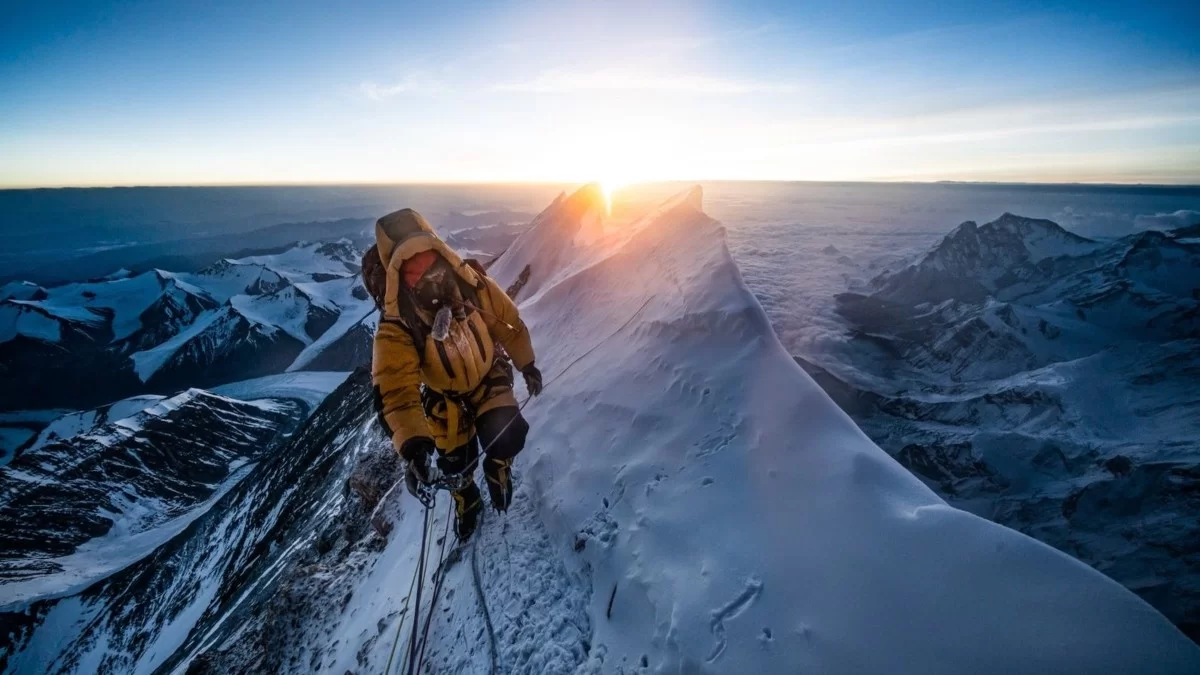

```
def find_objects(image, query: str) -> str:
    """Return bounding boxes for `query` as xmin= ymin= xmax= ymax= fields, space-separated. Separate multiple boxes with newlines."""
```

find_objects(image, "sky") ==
xmin=1 ymin=0 xmax=1198 ymax=187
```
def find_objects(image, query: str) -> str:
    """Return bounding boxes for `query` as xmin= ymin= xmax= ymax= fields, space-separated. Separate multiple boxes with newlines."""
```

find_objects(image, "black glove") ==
xmin=400 ymin=437 xmax=434 ymax=499
xmin=521 ymin=363 xmax=543 ymax=397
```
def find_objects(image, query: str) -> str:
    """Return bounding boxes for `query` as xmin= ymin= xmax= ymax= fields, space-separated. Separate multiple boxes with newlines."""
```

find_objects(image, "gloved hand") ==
xmin=521 ymin=363 xmax=544 ymax=397
xmin=400 ymin=437 xmax=435 ymax=499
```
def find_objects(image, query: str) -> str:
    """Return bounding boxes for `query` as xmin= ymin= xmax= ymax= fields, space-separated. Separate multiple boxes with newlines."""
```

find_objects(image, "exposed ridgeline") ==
xmin=0 ymin=372 xmax=375 ymax=674
xmin=4 ymin=189 xmax=1197 ymax=674
xmin=829 ymin=213 xmax=1200 ymax=640
xmin=483 ymin=187 xmax=1198 ymax=671
xmin=0 ymin=241 xmax=375 ymax=411
xmin=0 ymin=391 xmax=304 ymax=610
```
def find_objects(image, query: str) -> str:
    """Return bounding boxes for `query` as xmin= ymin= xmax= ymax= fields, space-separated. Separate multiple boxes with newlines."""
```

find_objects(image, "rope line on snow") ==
xmin=403 ymin=506 xmax=432 ymax=675
xmin=471 ymin=526 xmax=500 ymax=675
xmin=382 ymin=519 xmax=423 ymax=675
xmin=413 ymin=501 xmax=454 ymax=673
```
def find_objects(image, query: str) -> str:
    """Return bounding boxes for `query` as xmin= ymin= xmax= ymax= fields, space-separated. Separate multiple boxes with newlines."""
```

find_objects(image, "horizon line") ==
xmin=4 ymin=178 xmax=1200 ymax=191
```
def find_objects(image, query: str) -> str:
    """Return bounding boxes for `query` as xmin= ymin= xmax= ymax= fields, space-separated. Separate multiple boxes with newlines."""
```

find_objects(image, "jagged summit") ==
xmin=872 ymin=213 xmax=1101 ymax=304
xmin=939 ymin=213 xmax=1095 ymax=265
xmin=487 ymin=182 xmax=608 ymax=301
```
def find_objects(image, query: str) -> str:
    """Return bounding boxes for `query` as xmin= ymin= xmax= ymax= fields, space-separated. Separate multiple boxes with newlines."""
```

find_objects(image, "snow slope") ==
xmin=195 ymin=185 xmax=1197 ymax=674
xmin=6 ymin=187 xmax=1195 ymax=674
xmin=209 ymin=371 xmax=351 ymax=410
xmin=0 ymin=389 xmax=302 ymax=611
xmin=20 ymin=395 xmax=166 ymax=455
xmin=477 ymin=186 xmax=1199 ymax=672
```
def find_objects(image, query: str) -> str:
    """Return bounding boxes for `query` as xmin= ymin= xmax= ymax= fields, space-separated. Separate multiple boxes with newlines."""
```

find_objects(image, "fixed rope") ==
xmin=404 ymin=505 xmax=434 ymax=675
xmin=413 ymin=500 xmax=455 ymax=673
xmin=471 ymin=528 xmax=500 ymax=675
xmin=383 ymin=503 xmax=433 ymax=675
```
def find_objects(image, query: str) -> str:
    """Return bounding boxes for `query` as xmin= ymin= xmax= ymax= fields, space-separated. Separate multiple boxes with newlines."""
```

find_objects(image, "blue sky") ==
xmin=1 ymin=0 xmax=1198 ymax=186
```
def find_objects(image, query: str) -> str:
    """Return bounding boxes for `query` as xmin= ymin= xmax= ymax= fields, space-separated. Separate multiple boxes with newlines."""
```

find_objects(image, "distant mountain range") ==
xmin=0 ymin=240 xmax=376 ymax=413
xmin=820 ymin=213 xmax=1200 ymax=639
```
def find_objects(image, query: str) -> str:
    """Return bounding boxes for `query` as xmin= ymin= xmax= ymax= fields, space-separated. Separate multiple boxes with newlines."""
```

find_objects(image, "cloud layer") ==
xmin=1134 ymin=210 xmax=1200 ymax=230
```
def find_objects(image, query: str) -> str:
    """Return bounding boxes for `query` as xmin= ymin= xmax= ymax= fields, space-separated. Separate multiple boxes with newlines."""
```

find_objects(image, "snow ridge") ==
xmin=483 ymin=185 xmax=1198 ymax=672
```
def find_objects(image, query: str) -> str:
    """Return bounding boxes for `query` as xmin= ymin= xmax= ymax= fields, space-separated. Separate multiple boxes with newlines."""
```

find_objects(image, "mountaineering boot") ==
xmin=484 ymin=457 xmax=514 ymax=512
xmin=452 ymin=483 xmax=482 ymax=541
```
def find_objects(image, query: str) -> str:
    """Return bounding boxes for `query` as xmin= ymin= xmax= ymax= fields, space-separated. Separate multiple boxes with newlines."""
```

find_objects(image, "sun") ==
xmin=598 ymin=178 xmax=626 ymax=215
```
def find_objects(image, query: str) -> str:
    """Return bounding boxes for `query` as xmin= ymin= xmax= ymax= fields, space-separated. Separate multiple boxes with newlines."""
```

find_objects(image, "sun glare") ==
xmin=599 ymin=179 xmax=625 ymax=215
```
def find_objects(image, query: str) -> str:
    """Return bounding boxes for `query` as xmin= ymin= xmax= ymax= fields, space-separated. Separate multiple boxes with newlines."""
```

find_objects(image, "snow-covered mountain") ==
xmin=0 ymin=390 xmax=302 ymax=605
xmin=824 ymin=213 xmax=1200 ymax=640
xmin=0 ymin=241 xmax=373 ymax=412
xmin=869 ymin=213 xmax=1100 ymax=304
xmin=5 ymin=186 xmax=1195 ymax=674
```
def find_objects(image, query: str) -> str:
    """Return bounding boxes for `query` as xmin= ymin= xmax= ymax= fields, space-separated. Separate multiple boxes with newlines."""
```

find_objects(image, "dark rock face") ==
xmin=302 ymin=303 xmax=340 ymax=341
xmin=895 ymin=442 xmax=1005 ymax=495
xmin=297 ymin=317 xmax=376 ymax=372
xmin=0 ymin=333 xmax=143 ymax=411
xmin=506 ymin=264 xmax=532 ymax=301
xmin=314 ymin=240 xmax=362 ymax=271
xmin=0 ymin=390 xmax=301 ymax=574
xmin=145 ymin=310 xmax=307 ymax=394
xmin=120 ymin=284 xmax=219 ymax=352
xmin=0 ymin=371 xmax=387 ymax=674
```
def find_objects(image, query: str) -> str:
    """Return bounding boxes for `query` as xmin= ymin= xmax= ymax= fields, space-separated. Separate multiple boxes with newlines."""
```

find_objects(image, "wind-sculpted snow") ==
xmin=481 ymin=186 xmax=1198 ymax=672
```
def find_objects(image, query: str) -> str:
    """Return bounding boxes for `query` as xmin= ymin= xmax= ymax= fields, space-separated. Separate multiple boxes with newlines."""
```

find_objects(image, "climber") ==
xmin=362 ymin=209 xmax=542 ymax=542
